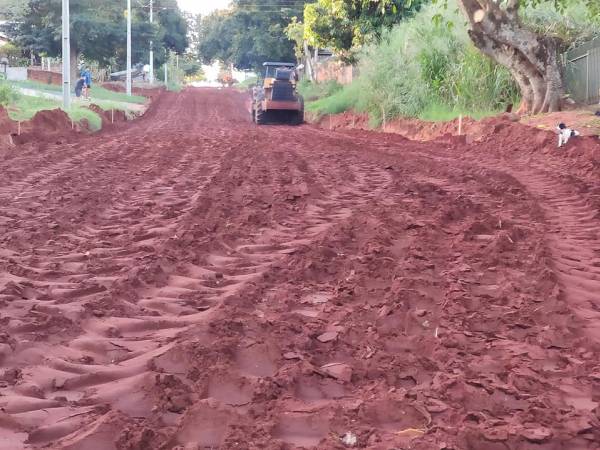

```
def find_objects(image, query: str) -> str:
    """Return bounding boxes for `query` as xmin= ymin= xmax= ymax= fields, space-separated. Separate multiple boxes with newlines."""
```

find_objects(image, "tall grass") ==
xmin=298 ymin=79 xmax=343 ymax=101
xmin=306 ymin=0 xmax=519 ymax=124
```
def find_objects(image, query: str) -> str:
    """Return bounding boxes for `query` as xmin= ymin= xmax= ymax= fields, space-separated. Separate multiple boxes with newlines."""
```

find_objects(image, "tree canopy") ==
xmin=2 ymin=0 xmax=188 ymax=69
xmin=303 ymin=0 xmax=424 ymax=61
xmin=197 ymin=0 xmax=309 ymax=73
xmin=433 ymin=0 xmax=599 ymax=112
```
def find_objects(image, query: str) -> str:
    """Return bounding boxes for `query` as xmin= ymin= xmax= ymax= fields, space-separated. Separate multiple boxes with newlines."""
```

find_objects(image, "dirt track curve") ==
xmin=1 ymin=89 xmax=599 ymax=450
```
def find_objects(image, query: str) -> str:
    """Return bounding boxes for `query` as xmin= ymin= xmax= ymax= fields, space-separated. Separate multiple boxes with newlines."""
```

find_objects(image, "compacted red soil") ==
xmin=0 ymin=89 xmax=598 ymax=450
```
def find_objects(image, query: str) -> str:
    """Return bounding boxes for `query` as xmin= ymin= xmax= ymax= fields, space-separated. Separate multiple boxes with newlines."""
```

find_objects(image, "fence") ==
xmin=313 ymin=58 xmax=358 ymax=85
xmin=565 ymin=37 xmax=600 ymax=105
xmin=27 ymin=68 xmax=62 ymax=85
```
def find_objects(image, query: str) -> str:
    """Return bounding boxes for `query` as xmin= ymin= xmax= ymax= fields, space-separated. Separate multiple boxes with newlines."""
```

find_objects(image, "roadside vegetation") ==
xmin=237 ymin=77 xmax=259 ymax=91
xmin=11 ymin=80 xmax=147 ymax=104
xmin=301 ymin=0 xmax=599 ymax=125
xmin=1 ymin=86 xmax=103 ymax=131
xmin=0 ymin=79 xmax=146 ymax=131
xmin=302 ymin=1 xmax=519 ymax=124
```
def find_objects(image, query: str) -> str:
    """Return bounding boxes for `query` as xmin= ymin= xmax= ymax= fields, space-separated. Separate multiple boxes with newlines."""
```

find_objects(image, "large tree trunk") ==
xmin=457 ymin=0 xmax=565 ymax=114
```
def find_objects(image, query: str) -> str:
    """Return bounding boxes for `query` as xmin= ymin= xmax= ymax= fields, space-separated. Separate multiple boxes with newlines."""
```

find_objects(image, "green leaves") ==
xmin=197 ymin=0 xmax=308 ymax=71
xmin=303 ymin=0 xmax=425 ymax=57
xmin=4 ymin=0 xmax=188 ymax=67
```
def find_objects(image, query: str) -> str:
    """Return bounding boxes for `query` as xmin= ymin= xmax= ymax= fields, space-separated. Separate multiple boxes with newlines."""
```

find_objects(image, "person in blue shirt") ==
xmin=81 ymin=68 xmax=92 ymax=100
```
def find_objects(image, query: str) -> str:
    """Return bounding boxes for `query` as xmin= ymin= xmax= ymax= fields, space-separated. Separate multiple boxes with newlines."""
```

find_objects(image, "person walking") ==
xmin=81 ymin=67 xmax=92 ymax=100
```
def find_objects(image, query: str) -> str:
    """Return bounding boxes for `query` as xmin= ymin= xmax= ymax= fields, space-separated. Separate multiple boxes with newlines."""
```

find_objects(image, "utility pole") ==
xmin=164 ymin=51 xmax=168 ymax=86
xmin=149 ymin=0 xmax=154 ymax=84
xmin=62 ymin=0 xmax=71 ymax=109
xmin=126 ymin=0 xmax=132 ymax=96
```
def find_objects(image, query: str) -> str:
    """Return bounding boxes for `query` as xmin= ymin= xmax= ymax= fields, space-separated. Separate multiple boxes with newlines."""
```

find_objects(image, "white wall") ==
xmin=6 ymin=67 xmax=27 ymax=81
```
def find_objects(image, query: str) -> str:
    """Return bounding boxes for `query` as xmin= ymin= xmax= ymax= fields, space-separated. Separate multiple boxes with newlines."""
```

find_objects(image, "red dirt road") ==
xmin=1 ymin=89 xmax=599 ymax=450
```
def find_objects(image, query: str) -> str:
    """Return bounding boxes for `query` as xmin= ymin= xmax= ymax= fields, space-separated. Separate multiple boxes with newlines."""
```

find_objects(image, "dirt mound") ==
xmin=10 ymin=108 xmax=79 ymax=145
xmin=29 ymin=108 xmax=72 ymax=130
xmin=315 ymin=110 xmax=600 ymax=183
xmin=88 ymin=104 xmax=128 ymax=128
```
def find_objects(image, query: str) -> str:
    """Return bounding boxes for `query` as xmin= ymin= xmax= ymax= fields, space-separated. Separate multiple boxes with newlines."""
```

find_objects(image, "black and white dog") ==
xmin=556 ymin=123 xmax=580 ymax=147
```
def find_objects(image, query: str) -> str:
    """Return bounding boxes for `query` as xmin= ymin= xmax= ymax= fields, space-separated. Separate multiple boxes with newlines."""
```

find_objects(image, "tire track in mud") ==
xmin=505 ymin=166 xmax=600 ymax=341
xmin=0 ymin=142 xmax=224 ymax=448
xmin=2 ymin=89 xmax=599 ymax=450
xmin=0 ymin=91 xmax=396 ymax=449
xmin=276 ymin=126 xmax=600 ymax=448
xmin=0 ymin=93 xmax=236 ymax=448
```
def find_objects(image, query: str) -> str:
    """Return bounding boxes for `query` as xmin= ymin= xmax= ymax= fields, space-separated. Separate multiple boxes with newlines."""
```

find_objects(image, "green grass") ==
xmin=418 ymin=103 xmax=501 ymax=122
xmin=166 ymin=81 xmax=182 ymax=92
xmin=11 ymin=79 xmax=147 ymax=104
xmin=304 ymin=81 xmax=369 ymax=118
xmin=8 ymin=95 xmax=59 ymax=121
xmin=68 ymin=107 xmax=103 ymax=131
xmin=298 ymin=80 xmax=343 ymax=101
xmin=237 ymin=76 xmax=258 ymax=90
xmin=8 ymin=94 xmax=104 ymax=131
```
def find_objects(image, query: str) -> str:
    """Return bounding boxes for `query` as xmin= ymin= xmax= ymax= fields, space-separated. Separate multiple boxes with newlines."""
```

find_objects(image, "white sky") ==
xmin=177 ymin=0 xmax=231 ymax=15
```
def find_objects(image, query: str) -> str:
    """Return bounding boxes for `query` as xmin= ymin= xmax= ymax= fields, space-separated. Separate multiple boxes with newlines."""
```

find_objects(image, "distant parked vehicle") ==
xmin=109 ymin=63 xmax=144 ymax=82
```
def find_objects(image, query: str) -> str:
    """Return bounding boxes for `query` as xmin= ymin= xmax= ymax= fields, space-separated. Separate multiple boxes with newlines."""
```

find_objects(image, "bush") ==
xmin=0 ymin=81 xmax=18 ymax=107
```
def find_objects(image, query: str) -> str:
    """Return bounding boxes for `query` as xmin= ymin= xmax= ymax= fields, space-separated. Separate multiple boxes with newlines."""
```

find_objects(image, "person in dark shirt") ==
xmin=74 ymin=76 xmax=85 ymax=98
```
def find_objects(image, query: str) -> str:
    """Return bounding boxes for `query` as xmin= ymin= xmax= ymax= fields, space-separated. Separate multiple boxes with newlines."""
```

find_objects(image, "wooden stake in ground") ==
xmin=458 ymin=115 xmax=463 ymax=135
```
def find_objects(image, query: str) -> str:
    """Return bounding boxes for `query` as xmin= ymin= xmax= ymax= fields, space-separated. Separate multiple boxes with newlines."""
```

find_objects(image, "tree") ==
xmin=303 ymin=0 xmax=424 ymax=62
xmin=434 ymin=0 xmax=599 ymax=113
xmin=155 ymin=0 xmax=188 ymax=55
xmin=0 ymin=0 xmax=27 ymax=20
xmin=2 ymin=0 xmax=188 ymax=81
xmin=197 ymin=0 xmax=309 ymax=73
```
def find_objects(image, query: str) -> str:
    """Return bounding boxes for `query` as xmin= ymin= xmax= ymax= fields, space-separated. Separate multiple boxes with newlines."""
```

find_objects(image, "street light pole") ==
xmin=62 ymin=0 xmax=71 ymax=109
xmin=164 ymin=51 xmax=168 ymax=86
xmin=149 ymin=0 xmax=154 ymax=84
xmin=126 ymin=0 xmax=132 ymax=96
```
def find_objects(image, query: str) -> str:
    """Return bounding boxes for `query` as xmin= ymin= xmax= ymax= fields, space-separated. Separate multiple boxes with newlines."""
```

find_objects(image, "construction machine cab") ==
xmin=262 ymin=62 xmax=296 ymax=89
